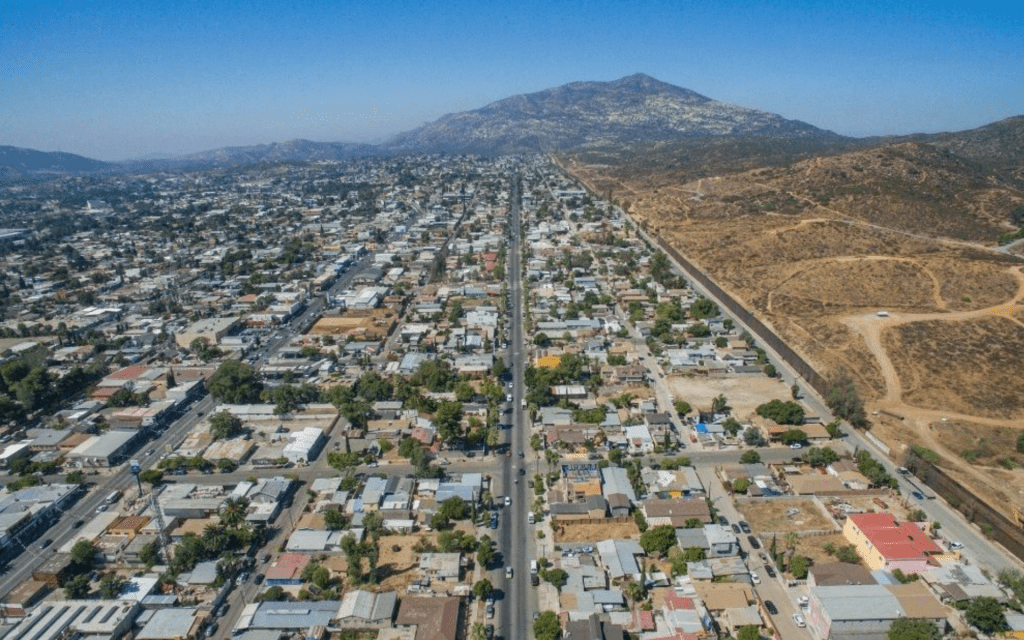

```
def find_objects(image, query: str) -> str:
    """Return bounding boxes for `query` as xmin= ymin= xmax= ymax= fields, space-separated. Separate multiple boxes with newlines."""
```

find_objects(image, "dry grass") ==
xmin=565 ymin=142 xmax=1024 ymax=538
xmin=793 ymin=533 xmax=853 ymax=569
xmin=553 ymin=521 xmax=640 ymax=543
xmin=883 ymin=316 xmax=1024 ymax=419
xmin=737 ymin=499 xmax=837 ymax=535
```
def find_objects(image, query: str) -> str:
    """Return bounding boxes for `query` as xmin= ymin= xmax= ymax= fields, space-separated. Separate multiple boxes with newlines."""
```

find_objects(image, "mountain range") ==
xmin=2 ymin=73 xmax=1022 ymax=179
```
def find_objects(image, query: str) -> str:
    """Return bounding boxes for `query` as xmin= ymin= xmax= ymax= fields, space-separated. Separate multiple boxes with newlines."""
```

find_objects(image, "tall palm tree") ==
xmin=220 ymin=497 xmax=248 ymax=529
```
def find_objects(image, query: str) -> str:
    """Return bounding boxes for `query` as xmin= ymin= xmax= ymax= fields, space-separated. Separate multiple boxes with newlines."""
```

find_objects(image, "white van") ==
xmin=527 ymin=512 xmax=535 ymax=524
xmin=530 ymin=560 xmax=538 ymax=575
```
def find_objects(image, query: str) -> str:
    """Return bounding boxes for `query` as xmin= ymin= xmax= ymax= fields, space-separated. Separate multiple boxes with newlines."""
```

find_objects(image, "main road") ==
xmin=494 ymin=172 xmax=533 ymax=640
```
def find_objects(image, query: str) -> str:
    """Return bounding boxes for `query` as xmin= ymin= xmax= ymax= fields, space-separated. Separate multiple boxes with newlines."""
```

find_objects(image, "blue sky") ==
xmin=1 ymin=0 xmax=1022 ymax=160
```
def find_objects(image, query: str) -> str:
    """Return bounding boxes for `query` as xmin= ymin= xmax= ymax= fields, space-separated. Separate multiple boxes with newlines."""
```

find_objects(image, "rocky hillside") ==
xmin=384 ymin=73 xmax=843 ymax=155
xmin=0 ymin=146 xmax=111 ymax=182
xmin=121 ymin=139 xmax=380 ymax=172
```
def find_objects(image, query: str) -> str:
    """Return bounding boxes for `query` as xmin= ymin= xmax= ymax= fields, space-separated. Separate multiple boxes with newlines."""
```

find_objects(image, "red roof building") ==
xmin=844 ymin=512 xmax=944 ymax=574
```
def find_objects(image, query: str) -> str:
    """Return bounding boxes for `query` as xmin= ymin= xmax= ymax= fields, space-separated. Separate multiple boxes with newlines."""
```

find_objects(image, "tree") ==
xmin=711 ymin=394 xmax=730 ymax=413
xmin=674 ymin=400 xmax=691 ymax=416
xmin=740 ymin=450 xmax=761 ymax=464
xmin=789 ymin=555 xmax=809 ymax=579
xmin=65 ymin=470 xmax=86 ymax=485
xmin=764 ymin=363 xmax=777 ymax=378
xmin=804 ymin=447 xmax=840 ymax=467
xmin=219 ymin=497 xmax=248 ymax=528
xmin=139 ymin=540 xmax=160 ymax=566
xmin=434 ymin=401 xmax=464 ymax=443
xmin=209 ymin=410 xmax=243 ymax=440
xmin=639 ymin=525 xmax=677 ymax=557
xmin=138 ymin=469 xmax=164 ymax=484
xmin=63 ymin=574 xmax=90 ymax=599
xmin=825 ymin=371 xmax=867 ymax=427
xmin=780 ymin=429 xmax=808 ymax=446
xmin=738 ymin=625 xmax=762 ymax=640
xmin=208 ymin=360 xmax=263 ymax=403
xmin=542 ymin=568 xmax=568 ymax=590
xmin=533 ymin=332 xmax=551 ymax=347
xmin=732 ymin=478 xmax=752 ymax=494
xmin=438 ymin=496 xmax=471 ymax=521
xmin=832 ymin=544 xmax=859 ymax=563
xmin=743 ymin=427 xmax=766 ymax=447
xmin=70 ymin=540 xmax=97 ymax=569
xmin=689 ymin=297 xmax=719 ymax=319
xmin=533 ymin=611 xmax=562 ymax=640
xmin=965 ymin=596 xmax=1007 ymax=634
xmin=756 ymin=399 xmax=805 ymax=425
xmin=324 ymin=509 xmax=347 ymax=530
xmin=477 ymin=537 xmax=496 ymax=569
xmin=888 ymin=618 xmax=940 ymax=640
xmin=473 ymin=578 xmax=494 ymax=600
xmin=99 ymin=574 xmax=126 ymax=599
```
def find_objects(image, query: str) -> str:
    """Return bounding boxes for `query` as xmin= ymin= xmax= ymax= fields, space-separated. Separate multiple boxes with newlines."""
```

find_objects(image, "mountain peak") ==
xmin=385 ymin=74 xmax=832 ymax=155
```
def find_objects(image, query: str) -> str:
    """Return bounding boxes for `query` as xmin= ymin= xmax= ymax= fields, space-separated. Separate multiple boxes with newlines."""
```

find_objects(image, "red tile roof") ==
xmin=265 ymin=553 xmax=310 ymax=581
xmin=109 ymin=365 xmax=150 ymax=380
xmin=848 ymin=512 xmax=943 ymax=560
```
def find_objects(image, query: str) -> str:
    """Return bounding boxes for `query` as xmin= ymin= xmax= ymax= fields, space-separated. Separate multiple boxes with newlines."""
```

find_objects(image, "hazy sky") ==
xmin=2 ymin=0 xmax=1022 ymax=160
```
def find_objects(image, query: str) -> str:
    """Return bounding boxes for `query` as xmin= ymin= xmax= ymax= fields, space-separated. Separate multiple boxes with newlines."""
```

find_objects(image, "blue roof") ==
xmin=696 ymin=423 xmax=708 ymax=433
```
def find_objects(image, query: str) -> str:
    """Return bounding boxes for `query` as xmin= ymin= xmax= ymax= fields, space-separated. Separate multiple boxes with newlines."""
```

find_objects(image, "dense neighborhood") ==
xmin=0 ymin=155 xmax=1019 ymax=640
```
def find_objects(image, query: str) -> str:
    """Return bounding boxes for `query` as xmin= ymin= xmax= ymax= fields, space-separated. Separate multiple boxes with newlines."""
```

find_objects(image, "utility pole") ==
xmin=131 ymin=460 xmax=172 ymax=561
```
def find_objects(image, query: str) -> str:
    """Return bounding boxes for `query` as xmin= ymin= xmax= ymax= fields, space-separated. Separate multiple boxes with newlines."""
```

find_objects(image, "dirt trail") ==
xmin=841 ymin=265 xmax=1024 ymax=407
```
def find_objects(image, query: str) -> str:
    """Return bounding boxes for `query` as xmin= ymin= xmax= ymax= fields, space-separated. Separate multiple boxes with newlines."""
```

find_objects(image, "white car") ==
xmin=504 ymin=496 xmax=511 ymax=507
xmin=789 ymin=443 xmax=803 ymax=449
xmin=949 ymin=541 xmax=964 ymax=550
xmin=792 ymin=613 xmax=806 ymax=628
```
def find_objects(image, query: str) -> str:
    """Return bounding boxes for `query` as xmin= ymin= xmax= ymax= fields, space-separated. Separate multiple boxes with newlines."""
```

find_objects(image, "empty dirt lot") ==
xmin=667 ymin=375 xmax=797 ymax=421
xmin=737 ymin=499 xmax=837 ymax=535
xmin=553 ymin=521 xmax=640 ymax=543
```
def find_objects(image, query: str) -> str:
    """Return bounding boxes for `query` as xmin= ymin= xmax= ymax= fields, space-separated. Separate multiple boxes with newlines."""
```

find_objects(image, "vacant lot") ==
xmin=553 ymin=520 xmax=639 ymax=543
xmin=792 ymin=533 xmax=852 ymax=570
xmin=737 ymin=499 xmax=837 ymax=535
xmin=667 ymin=375 xmax=794 ymax=422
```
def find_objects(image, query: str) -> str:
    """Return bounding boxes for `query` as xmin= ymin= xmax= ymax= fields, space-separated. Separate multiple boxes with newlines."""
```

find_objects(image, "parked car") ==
xmin=765 ymin=601 xmax=778 ymax=615
xmin=911 ymin=490 xmax=925 ymax=500
xmin=747 ymin=535 xmax=761 ymax=549
xmin=39 ymin=539 xmax=53 ymax=550
xmin=739 ymin=521 xmax=751 ymax=533
xmin=504 ymin=496 xmax=511 ymax=506
xmin=789 ymin=443 xmax=803 ymax=449
xmin=792 ymin=613 xmax=806 ymax=628
xmin=765 ymin=565 xmax=777 ymax=578
xmin=731 ymin=524 xmax=741 ymax=534
xmin=718 ymin=516 xmax=729 ymax=527
xmin=72 ymin=519 xmax=85 ymax=528
xmin=486 ymin=604 xmax=495 ymax=619
xmin=505 ymin=566 xmax=513 ymax=579
xmin=949 ymin=541 xmax=964 ymax=550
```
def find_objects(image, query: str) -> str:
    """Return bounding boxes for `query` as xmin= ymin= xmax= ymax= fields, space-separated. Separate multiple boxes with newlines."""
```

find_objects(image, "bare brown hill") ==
xmin=563 ymin=138 xmax=1024 ymax=520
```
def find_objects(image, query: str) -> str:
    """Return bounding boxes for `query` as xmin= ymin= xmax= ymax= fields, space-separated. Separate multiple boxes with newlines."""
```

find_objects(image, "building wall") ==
xmin=843 ymin=518 xmax=886 ymax=571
